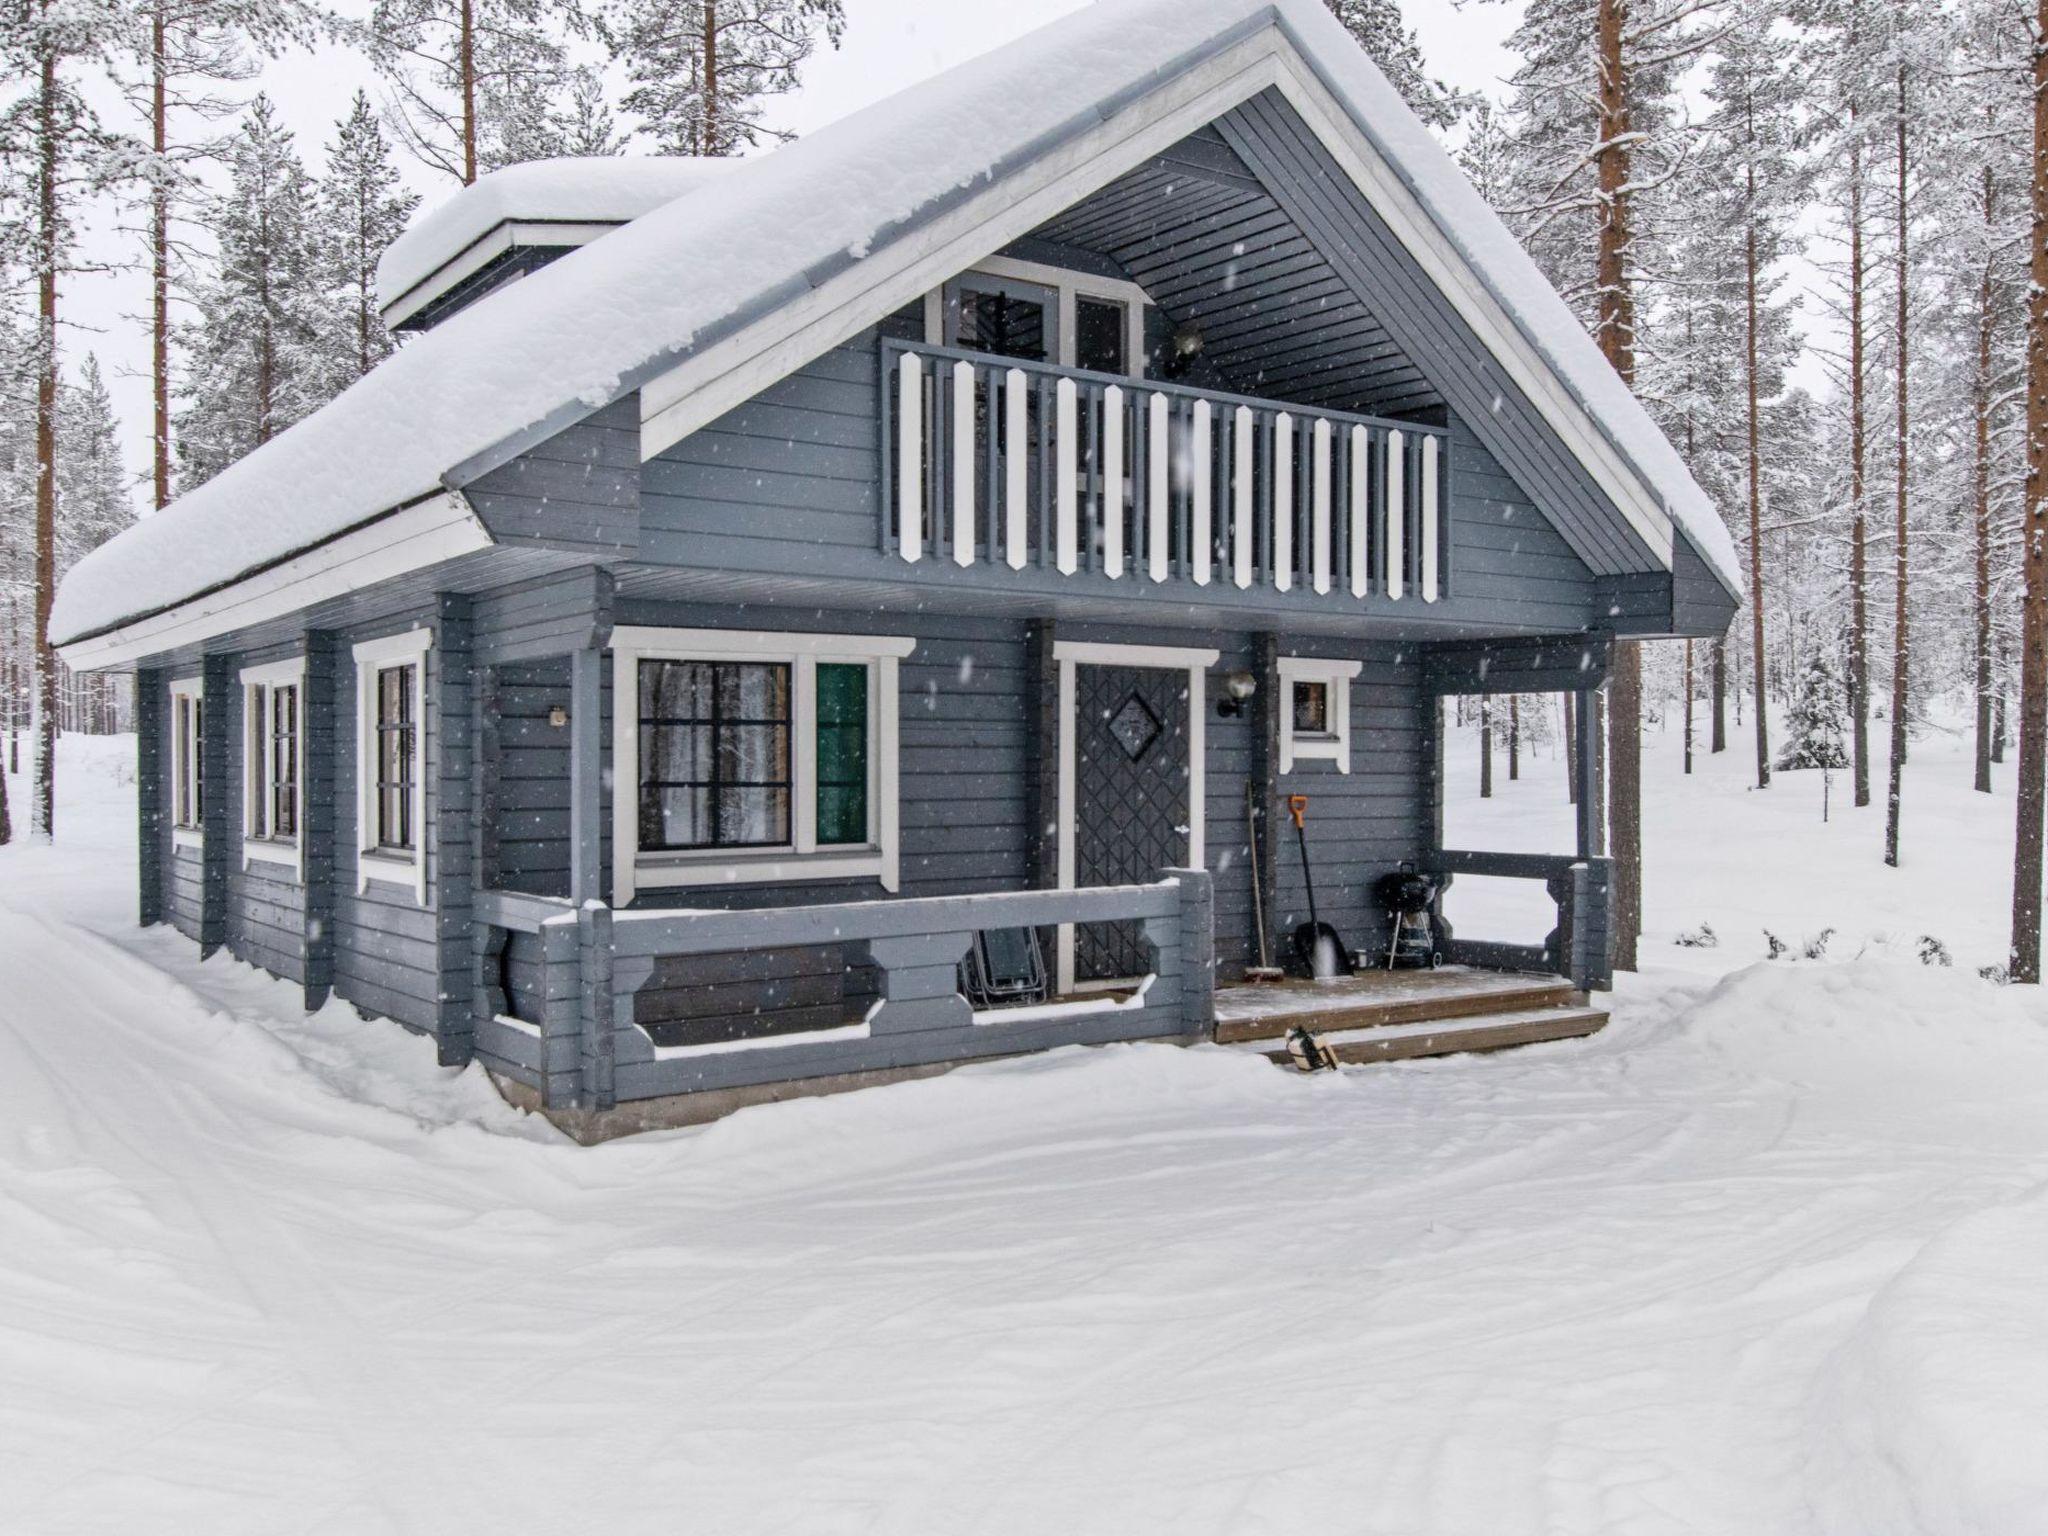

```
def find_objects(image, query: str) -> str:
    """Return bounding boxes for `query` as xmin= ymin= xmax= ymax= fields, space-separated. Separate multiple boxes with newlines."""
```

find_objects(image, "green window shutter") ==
xmin=815 ymin=663 xmax=869 ymax=846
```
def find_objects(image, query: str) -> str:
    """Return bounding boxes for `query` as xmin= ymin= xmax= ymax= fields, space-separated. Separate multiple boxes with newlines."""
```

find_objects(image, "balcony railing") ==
xmin=881 ymin=339 xmax=1449 ymax=601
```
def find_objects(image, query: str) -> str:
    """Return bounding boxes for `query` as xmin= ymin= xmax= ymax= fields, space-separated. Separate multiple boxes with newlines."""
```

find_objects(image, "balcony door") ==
xmin=1053 ymin=641 xmax=1217 ymax=992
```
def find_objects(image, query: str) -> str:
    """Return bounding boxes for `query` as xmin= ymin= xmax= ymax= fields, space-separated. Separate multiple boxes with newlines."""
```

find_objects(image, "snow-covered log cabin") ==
xmin=52 ymin=0 xmax=1740 ymax=1136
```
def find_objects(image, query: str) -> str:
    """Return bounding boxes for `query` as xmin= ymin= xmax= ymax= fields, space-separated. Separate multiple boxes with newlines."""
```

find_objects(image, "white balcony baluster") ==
xmin=1055 ymin=377 xmax=1078 ymax=575
xmin=1385 ymin=429 xmax=1405 ymax=600
xmin=1349 ymin=424 xmax=1369 ymax=598
xmin=951 ymin=360 xmax=975 ymax=567
xmin=1191 ymin=399 xmax=1213 ymax=586
xmin=1312 ymin=417 xmax=1332 ymax=595
xmin=1103 ymin=385 xmax=1124 ymax=578
xmin=1147 ymin=393 xmax=1169 ymax=582
xmin=1273 ymin=411 xmax=1294 ymax=593
xmin=1421 ymin=432 xmax=1440 ymax=602
xmin=1232 ymin=406 xmax=1254 ymax=590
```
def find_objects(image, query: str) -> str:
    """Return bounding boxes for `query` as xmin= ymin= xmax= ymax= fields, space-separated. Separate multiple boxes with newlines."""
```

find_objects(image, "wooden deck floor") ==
xmin=1214 ymin=965 xmax=1602 ymax=1055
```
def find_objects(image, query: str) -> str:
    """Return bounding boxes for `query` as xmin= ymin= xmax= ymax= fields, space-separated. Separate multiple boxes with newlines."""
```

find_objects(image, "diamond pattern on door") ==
xmin=1073 ymin=664 xmax=1190 ymax=982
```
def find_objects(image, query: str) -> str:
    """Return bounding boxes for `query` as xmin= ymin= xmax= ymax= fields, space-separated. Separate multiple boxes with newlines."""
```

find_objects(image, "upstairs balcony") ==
xmin=880 ymin=339 xmax=1451 ymax=607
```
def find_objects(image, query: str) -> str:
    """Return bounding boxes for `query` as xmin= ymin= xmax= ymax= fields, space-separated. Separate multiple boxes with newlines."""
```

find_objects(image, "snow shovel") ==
xmin=1287 ymin=794 xmax=1353 ymax=979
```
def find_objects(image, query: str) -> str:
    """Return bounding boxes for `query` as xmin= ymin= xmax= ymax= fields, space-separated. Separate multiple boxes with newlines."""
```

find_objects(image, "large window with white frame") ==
xmin=612 ymin=627 xmax=913 ymax=903
xmin=352 ymin=629 xmax=432 ymax=902
xmin=926 ymin=255 xmax=1150 ymax=379
xmin=241 ymin=658 xmax=303 ymax=873
xmin=1277 ymin=656 xmax=1363 ymax=774
xmin=169 ymin=677 xmax=204 ymax=847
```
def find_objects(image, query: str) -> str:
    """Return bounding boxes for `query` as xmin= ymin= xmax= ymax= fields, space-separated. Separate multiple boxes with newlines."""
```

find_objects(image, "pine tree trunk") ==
xmin=1848 ymin=3 xmax=1871 ymax=809
xmin=460 ymin=0 xmax=477 ymax=183
xmin=1885 ymin=50 xmax=1910 ymax=868
xmin=1595 ymin=0 xmax=1640 ymax=970
xmin=1975 ymin=162 xmax=1997 ymax=795
xmin=1996 ymin=663 xmax=2009 ymax=763
xmin=1508 ymin=695 xmax=1520 ymax=780
xmin=32 ymin=9 xmax=59 ymax=842
xmin=0 ymin=735 xmax=11 ymax=846
xmin=1684 ymin=639 xmax=1695 ymax=774
xmin=151 ymin=7 xmax=170 ymax=511
xmin=2009 ymin=0 xmax=2048 ymax=981
xmin=703 ymin=0 xmax=719 ymax=154
xmin=1480 ymin=695 xmax=1493 ymax=798
xmin=1745 ymin=140 xmax=1771 ymax=792
xmin=1712 ymin=637 xmax=1727 ymax=751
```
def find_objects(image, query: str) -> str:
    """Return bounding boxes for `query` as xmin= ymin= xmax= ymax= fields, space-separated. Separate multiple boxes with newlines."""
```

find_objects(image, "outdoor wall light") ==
xmin=548 ymin=705 xmax=569 ymax=728
xmin=1217 ymin=668 xmax=1258 ymax=718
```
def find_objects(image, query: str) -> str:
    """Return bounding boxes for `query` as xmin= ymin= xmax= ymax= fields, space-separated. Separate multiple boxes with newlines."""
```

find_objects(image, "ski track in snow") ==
xmin=5 ymin=733 xmax=2048 ymax=1533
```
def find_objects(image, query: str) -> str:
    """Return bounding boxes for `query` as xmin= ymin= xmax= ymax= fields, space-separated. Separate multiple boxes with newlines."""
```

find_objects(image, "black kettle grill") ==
xmin=1372 ymin=862 xmax=1443 ymax=970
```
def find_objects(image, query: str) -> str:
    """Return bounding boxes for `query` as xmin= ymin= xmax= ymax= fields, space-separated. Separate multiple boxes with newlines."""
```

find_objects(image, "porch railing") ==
xmin=880 ymin=339 xmax=1448 ymax=602
xmin=473 ymin=873 xmax=1215 ymax=1112
xmin=1420 ymin=850 xmax=1612 ymax=994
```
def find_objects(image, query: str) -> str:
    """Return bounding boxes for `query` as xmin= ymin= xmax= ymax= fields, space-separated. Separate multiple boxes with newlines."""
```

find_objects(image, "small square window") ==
xmin=1278 ymin=659 xmax=1361 ymax=774
xmin=1292 ymin=680 xmax=1331 ymax=738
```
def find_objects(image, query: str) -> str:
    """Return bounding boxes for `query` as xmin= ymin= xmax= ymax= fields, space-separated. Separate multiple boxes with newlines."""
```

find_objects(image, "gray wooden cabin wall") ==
xmin=461 ymin=395 xmax=640 ymax=557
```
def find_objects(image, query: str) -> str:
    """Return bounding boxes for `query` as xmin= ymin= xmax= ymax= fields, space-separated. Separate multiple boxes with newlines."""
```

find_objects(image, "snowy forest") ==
xmin=2 ymin=0 xmax=2044 ymax=954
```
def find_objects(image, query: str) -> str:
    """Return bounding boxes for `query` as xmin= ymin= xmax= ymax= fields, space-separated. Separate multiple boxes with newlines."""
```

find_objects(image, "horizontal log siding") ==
xmin=461 ymin=396 xmax=639 ymax=556
xmin=638 ymin=337 xmax=880 ymax=566
xmin=488 ymin=659 xmax=573 ymax=899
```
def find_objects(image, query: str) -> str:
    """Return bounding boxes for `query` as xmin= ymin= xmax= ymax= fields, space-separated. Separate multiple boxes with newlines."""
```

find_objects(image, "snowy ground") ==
xmin=5 ymin=722 xmax=2048 ymax=1534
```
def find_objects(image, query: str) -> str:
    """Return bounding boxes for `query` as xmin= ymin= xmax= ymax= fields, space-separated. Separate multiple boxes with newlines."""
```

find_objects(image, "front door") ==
xmin=1070 ymin=662 xmax=1193 ymax=984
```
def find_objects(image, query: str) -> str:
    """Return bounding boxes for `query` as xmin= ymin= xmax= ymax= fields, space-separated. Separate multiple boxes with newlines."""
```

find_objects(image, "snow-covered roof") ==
xmin=53 ymin=0 xmax=1741 ymax=649
xmin=375 ymin=155 xmax=739 ymax=322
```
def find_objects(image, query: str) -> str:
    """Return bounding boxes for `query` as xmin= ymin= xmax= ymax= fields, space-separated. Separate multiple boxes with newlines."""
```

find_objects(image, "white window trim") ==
xmin=923 ymin=254 xmax=1151 ymax=378
xmin=611 ymin=626 xmax=916 ymax=905
xmin=1277 ymin=656 xmax=1363 ymax=774
xmin=169 ymin=676 xmax=204 ymax=850
xmin=352 ymin=628 xmax=433 ymax=906
xmin=240 ymin=657 xmax=305 ymax=879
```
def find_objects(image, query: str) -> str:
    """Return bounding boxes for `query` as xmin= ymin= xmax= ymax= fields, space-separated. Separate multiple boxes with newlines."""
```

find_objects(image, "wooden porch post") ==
xmin=569 ymin=645 xmax=604 ymax=906
xmin=1575 ymin=687 xmax=1601 ymax=860
xmin=198 ymin=654 xmax=231 ymax=958
xmin=136 ymin=667 xmax=164 ymax=928
xmin=1250 ymin=633 xmax=1281 ymax=971
xmin=432 ymin=593 xmax=476 ymax=1066
xmin=301 ymin=631 xmax=337 ymax=1011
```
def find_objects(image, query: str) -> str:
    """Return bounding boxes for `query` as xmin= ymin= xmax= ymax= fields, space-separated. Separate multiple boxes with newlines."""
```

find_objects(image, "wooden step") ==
xmin=1214 ymin=970 xmax=1577 ymax=1044
xmin=1255 ymin=1004 xmax=1610 ymax=1066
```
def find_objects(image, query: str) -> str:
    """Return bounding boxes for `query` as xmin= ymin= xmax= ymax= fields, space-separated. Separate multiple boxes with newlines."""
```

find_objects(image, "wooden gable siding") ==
xmin=1033 ymin=125 xmax=1444 ymax=420
xmin=1213 ymin=89 xmax=1658 ymax=580
xmin=460 ymin=395 xmax=640 ymax=556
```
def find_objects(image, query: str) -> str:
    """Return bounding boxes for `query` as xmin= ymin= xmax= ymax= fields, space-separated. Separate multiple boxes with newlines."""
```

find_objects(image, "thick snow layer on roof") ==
xmin=53 ymin=0 xmax=1739 ymax=646
xmin=375 ymin=155 xmax=739 ymax=310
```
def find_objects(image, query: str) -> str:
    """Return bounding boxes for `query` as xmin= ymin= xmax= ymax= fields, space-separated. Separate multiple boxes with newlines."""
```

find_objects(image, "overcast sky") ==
xmin=64 ymin=1 xmax=1522 ymax=514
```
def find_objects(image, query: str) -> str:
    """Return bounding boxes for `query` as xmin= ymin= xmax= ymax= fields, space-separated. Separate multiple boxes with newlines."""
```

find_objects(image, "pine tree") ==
xmin=0 ymin=0 xmax=134 ymax=840
xmin=1699 ymin=0 xmax=1810 ymax=794
xmin=364 ymin=0 xmax=586 ymax=183
xmin=1776 ymin=648 xmax=1850 ymax=770
xmin=129 ymin=0 xmax=316 ymax=511
xmin=1325 ymin=0 xmax=1462 ymax=131
xmin=2010 ymin=0 xmax=2048 ymax=981
xmin=315 ymin=91 xmax=416 ymax=394
xmin=483 ymin=62 xmax=624 ymax=168
xmin=55 ymin=354 xmax=131 ymax=572
xmin=605 ymin=0 xmax=844 ymax=157
xmin=174 ymin=95 xmax=326 ymax=486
